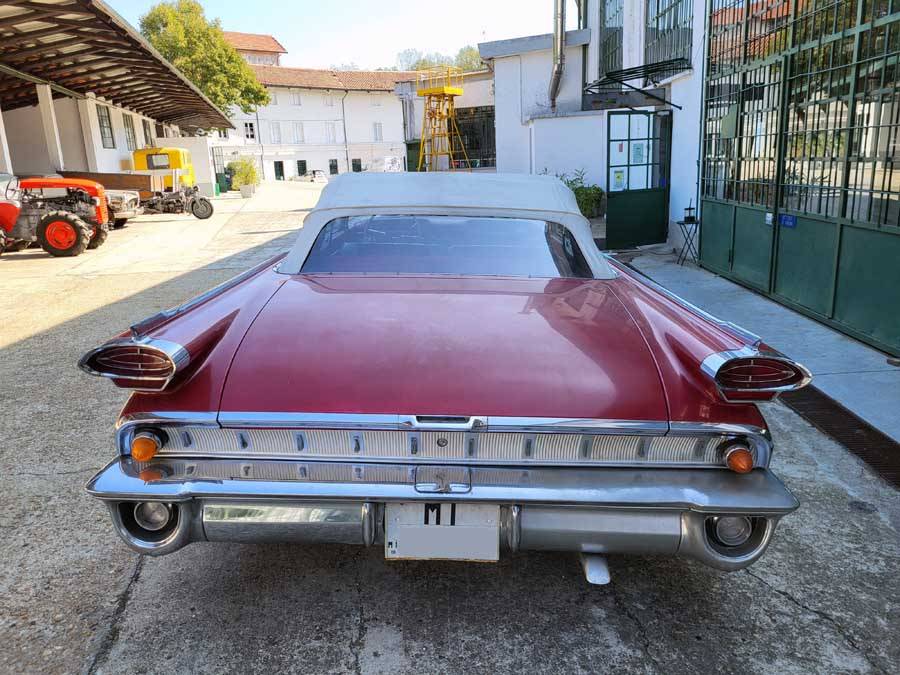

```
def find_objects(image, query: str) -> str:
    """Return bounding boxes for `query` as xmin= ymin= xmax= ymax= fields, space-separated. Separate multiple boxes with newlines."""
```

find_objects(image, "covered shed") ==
xmin=0 ymin=0 xmax=231 ymax=177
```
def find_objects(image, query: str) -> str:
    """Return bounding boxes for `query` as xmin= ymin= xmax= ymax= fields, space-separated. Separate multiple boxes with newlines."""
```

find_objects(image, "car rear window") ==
xmin=300 ymin=215 xmax=594 ymax=278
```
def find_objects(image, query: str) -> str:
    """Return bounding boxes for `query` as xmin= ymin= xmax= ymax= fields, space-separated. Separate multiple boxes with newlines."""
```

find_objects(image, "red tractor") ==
xmin=0 ymin=177 xmax=110 ymax=257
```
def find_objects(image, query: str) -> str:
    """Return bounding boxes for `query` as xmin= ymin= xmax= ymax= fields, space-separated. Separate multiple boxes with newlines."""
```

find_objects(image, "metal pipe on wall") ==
xmin=548 ymin=0 xmax=566 ymax=110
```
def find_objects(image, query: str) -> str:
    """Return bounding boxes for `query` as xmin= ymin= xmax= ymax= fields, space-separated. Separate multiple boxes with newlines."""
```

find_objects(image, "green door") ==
xmin=606 ymin=111 xmax=671 ymax=249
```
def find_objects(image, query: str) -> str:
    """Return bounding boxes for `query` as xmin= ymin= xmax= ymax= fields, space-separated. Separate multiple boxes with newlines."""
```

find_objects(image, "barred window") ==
xmin=599 ymin=0 xmax=624 ymax=77
xmin=122 ymin=113 xmax=137 ymax=151
xmin=96 ymin=105 xmax=115 ymax=149
xmin=142 ymin=119 xmax=154 ymax=147
xmin=645 ymin=0 xmax=693 ymax=73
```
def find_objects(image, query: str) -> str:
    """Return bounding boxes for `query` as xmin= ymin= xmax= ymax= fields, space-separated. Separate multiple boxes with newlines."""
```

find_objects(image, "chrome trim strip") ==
xmin=114 ymin=412 xmax=773 ymax=467
xmin=78 ymin=336 xmax=190 ymax=392
xmin=129 ymin=253 xmax=286 ymax=337
xmin=86 ymin=457 xmax=800 ymax=515
xmin=217 ymin=412 xmax=670 ymax=435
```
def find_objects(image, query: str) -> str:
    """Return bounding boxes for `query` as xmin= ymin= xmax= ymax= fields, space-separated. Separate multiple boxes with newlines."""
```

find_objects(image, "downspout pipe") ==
xmin=340 ymin=90 xmax=351 ymax=172
xmin=548 ymin=0 xmax=566 ymax=111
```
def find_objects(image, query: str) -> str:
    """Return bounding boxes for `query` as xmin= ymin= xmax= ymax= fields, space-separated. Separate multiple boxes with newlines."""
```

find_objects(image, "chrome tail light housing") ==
xmin=702 ymin=344 xmax=811 ymax=402
xmin=79 ymin=336 xmax=189 ymax=391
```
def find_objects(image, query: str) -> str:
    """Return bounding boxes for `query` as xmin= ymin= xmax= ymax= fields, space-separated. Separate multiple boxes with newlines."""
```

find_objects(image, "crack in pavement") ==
xmin=83 ymin=555 xmax=145 ymax=675
xmin=611 ymin=589 xmax=663 ymax=673
xmin=8 ymin=467 xmax=96 ymax=477
xmin=744 ymin=569 xmax=887 ymax=674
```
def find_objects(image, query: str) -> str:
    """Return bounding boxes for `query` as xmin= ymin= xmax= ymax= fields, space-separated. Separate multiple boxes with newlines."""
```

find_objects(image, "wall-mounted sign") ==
xmin=612 ymin=169 xmax=626 ymax=191
xmin=778 ymin=214 xmax=798 ymax=228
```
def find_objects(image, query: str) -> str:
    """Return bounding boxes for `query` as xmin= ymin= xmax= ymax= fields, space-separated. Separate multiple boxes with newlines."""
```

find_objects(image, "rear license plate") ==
xmin=385 ymin=503 xmax=500 ymax=561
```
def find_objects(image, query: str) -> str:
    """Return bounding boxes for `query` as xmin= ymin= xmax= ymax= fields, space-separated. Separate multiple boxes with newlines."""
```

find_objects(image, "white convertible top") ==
xmin=279 ymin=172 xmax=616 ymax=278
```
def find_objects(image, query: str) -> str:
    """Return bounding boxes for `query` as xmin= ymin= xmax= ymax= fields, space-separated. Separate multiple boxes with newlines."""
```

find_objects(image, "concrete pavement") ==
xmin=1 ymin=182 xmax=898 ymax=674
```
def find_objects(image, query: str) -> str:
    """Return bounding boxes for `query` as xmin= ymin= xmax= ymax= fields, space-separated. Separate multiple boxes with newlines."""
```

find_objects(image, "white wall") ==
xmin=530 ymin=112 xmax=606 ymax=186
xmin=491 ymin=40 xmax=586 ymax=174
xmin=2 ymin=93 xmax=160 ymax=176
xmin=2 ymin=105 xmax=51 ymax=175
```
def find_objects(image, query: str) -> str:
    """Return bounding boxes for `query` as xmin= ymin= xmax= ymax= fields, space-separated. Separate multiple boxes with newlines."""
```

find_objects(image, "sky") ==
xmin=108 ymin=0 xmax=570 ymax=70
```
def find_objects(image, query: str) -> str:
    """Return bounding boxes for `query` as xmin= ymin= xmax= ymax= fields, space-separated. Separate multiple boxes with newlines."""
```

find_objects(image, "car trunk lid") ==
xmin=219 ymin=275 xmax=668 ymax=421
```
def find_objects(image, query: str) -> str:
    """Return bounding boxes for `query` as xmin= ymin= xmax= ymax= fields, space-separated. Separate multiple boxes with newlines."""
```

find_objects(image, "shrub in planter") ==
xmin=227 ymin=159 xmax=260 ymax=192
xmin=545 ymin=169 xmax=606 ymax=218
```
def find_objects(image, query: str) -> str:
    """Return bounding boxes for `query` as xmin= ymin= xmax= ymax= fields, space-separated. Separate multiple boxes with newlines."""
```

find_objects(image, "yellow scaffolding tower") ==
xmin=416 ymin=66 xmax=471 ymax=172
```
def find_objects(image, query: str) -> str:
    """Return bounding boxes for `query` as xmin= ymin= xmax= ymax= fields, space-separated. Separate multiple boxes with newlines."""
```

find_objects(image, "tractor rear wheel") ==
xmin=36 ymin=211 xmax=90 ymax=257
xmin=190 ymin=196 xmax=214 ymax=219
xmin=88 ymin=221 xmax=109 ymax=249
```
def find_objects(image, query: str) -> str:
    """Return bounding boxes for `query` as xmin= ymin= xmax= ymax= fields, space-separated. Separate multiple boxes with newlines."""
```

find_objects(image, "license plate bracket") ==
xmin=385 ymin=502 xmax=499 ymax=561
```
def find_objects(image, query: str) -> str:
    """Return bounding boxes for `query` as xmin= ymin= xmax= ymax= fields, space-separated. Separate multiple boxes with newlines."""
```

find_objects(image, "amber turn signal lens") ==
xmin=131 ymin=432 xmax=161 ymax=462
xmin=725 ymin=446 xmax=754 ymax=474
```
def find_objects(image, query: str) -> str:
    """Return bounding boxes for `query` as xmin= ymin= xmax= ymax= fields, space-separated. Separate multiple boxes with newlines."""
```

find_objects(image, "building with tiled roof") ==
xmin=223 ymin=31 xmax=287 ymax=66
xmin=212 ymin=34 xmax=413 ymax=179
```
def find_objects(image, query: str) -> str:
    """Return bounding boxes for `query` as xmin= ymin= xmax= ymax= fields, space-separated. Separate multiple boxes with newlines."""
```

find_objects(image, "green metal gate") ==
xmin=701 ymin=0 xmax=900 ymax=355
xmin=606 ymin=110 xmax=672 ymax=249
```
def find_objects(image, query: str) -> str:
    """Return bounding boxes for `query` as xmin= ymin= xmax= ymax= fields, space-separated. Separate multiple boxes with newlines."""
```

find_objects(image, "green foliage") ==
xmin=454 ymin=46 xmax=483 ymax=72
xmin=140 ymin=0 xmax=270 ymax=115
xmin=227 ymin=159 xmax=259 ymax=189
xmin=552 ymin=169 xmax=606 ymax=218
xmin=396 ymin=45 xmax=483 ymax=72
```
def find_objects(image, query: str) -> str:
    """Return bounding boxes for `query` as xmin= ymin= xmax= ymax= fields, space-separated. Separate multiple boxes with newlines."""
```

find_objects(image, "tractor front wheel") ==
xmin=36 ymin=211 xmax=90 ymax=257
xmin=88 ymin=221 xmax=109 ymax=249
xmin=113 ymin=218 xmax=128 ymax=229
xmin=190 ymin=196 xmax=214 ymax=219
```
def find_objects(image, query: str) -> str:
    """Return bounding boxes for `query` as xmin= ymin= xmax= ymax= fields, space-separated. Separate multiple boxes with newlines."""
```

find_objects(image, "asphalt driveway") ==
xmin=1 ymin=181 xmax=898 ymax=674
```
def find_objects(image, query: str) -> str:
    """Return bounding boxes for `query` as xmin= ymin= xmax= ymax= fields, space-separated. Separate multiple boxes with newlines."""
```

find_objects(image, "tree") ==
xmin=140 ymin=0 xmax=269 ymax=115
xmin=454 ymin=45 xmax=483 ymax=72
xmin=330 ymin=62 xmax=361 ymax=71
xmin=395 ymin=45 xmax=483 ymax=72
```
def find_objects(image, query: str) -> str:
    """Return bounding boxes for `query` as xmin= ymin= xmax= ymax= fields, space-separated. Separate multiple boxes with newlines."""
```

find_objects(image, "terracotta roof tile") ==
xmin=223 ymin=31 xmax=287 ymax=54
xmin=251 ymin=65 xmax=419 ymax=91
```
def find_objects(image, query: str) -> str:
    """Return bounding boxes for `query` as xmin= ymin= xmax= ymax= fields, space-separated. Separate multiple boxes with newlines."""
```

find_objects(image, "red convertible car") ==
xmin=81 ymin=173 xmax=808 ymax=584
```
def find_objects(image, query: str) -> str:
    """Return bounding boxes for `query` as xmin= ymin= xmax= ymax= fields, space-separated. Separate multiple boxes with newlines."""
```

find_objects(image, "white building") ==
xmin=216 ymin=32 xmax=416 ymax=180
xmin=479 ymin=0 xmax=703 ymax=249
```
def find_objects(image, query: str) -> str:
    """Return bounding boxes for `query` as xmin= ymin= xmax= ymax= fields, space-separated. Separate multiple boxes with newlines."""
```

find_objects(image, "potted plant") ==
xmin=227 ymin=159 xmax=260 ymax=198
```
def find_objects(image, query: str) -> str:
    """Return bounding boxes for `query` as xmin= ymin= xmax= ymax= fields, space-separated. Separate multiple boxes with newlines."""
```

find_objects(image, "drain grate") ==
xmin=781 ymin=386 xmax=900 ymax=490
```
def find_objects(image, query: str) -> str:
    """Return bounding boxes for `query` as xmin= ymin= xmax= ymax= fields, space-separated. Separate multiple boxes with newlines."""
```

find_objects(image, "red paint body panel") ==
xmin=120 ymin=262 xmax=287 ymax=418
xmin=120 ymin=264 xmax=766 ymax=430
xmin=219 ymin=275 xmax=669 ymax=419
xmin=0 ymin=201 xmax=20 ymax=232
xmin=606 ymin=261 xmax=766 ymax=428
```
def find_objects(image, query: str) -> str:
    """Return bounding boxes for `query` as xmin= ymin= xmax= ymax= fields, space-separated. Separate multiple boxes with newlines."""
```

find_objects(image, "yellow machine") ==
xmin=417 ymin=67 xmax=471 ymax=172
xmin=132 ymin=147 xmax=196 ymax=189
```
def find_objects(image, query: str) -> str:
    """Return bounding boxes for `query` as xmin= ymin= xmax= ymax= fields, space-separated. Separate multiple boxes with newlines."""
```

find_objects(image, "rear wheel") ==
xmin=36 ymin=211 xmax=90 ymax=257
xmin=87 ymin=221 xmax=109 ymax=249
xmin=190 ymin=197 xmax=213 ymax=219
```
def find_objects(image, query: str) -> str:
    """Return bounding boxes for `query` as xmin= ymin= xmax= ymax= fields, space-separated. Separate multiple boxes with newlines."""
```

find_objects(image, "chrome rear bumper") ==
xmin=87 ymin=457 xmax=798 ymax=571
